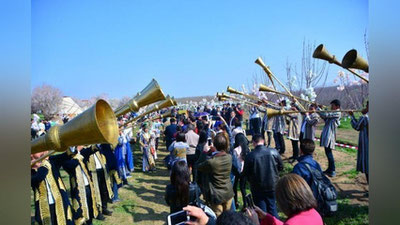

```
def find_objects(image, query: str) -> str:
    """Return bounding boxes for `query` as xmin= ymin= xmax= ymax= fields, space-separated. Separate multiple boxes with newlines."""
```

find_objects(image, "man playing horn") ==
xmin=31 ymin=151 xmax=74 ymax=225
xmin=317 ymin=99 xmax=342 ymax=177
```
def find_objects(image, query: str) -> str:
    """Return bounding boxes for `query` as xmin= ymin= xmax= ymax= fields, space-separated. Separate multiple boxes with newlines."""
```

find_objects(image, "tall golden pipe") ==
xmin=255 ymin=57 xmax=307 ymax=111
xmin=313 ymin=44 xmax=369 ymax=83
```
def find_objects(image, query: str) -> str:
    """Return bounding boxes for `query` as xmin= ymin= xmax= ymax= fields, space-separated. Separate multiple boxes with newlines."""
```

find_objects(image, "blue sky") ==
xmin=32 ymin=0 xmax=368 ymax=99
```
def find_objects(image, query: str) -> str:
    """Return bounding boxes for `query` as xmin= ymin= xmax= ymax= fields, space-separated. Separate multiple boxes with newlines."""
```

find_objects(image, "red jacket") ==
xmin=261 ymin=208 xmax=323 ymax=225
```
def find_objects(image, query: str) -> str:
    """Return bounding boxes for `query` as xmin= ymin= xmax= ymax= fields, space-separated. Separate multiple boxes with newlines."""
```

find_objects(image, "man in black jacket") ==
xmin=164 ymin=117 xmax=178 ymax=149
xmin=242 ymin=134 xmax=283 ymax=218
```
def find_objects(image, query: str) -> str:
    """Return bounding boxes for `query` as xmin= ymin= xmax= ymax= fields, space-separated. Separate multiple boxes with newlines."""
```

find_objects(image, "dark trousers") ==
xmin=250 ymin=118 xmax=262 ymax=136
xmin=324 ymin=147 xmax=336 ymax=172
xmin=273 ymin=132 xmax=285 ymax=154
xmin=85 ymin=185 xmax=94 ymax=225
xmin=291 ymin=140 xmax=299 ymax=159
xmin=252 ymin=190 xmax=279 ymax=219
xmin=233 ymin=175 xmax=247 ymax=208
xmin=266 ymin=131 xmax=272 ymax=147
xmin=155 ymin=137 xmax=159 ymax=150
xmin=299 ymin=131 xmax=304 ymax=143
xmin=96 ymin=169 xmax=109 ymax=212
xmin=49 ymin=203 xmax=57 ymax=225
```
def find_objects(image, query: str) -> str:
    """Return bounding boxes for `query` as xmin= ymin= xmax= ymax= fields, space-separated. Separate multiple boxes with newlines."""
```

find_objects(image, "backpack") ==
xmin=304 ymin=163 xmax=338 ymax=216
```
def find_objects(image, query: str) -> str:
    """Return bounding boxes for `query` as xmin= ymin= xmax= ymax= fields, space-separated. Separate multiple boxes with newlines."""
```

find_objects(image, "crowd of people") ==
xmin=30 ymin=97 xmax=369 ymax=225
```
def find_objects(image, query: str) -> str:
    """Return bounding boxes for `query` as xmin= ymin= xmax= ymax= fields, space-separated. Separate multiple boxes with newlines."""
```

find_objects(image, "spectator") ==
xmin=232 ymin=133 xmax=249 ymax=209
xmin=186 ymin=124 xmax=200 ymax=175
xmin=164 ymin=117 xmax=177 ymax=149
xmin=242 ymin=134 xmax=283 ymax=218
xmin=169 ymin=132 xmax=189 ymax=165
xmin=197 ymin=133 xmax=234 ymax=216
xmin=165 ymin=161 xmax=201 ymax=213
xmin=246 ymin=174 xmax=323 ymax=225
xmin=292 ymin=139 xmax=323 ymax=186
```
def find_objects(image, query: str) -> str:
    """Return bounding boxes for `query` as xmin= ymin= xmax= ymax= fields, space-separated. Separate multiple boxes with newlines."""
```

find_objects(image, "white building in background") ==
xmin=60 ymin=96 xmax=83 ymax=116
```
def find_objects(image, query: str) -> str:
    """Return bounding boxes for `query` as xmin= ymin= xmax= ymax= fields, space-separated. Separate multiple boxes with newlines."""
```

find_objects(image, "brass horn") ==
xmin=114 ymin=79 xmax=166 ymax=117
xmin=312 ymin=44 xmax=342 ymax=66
xmin=266 ymin=108 xmax=363 ymax=118
xmin=342 ymin=49 xmax=369 ymax=73
xmin=313 ymin=44 xmax=368 ymax=83
xmin=226 ymin=86 xmax=260 ymax=101
xmin=121 ymin=95 xmax=176 ymax=127
xmin=31 ymin=99 xmax=119 ymax=154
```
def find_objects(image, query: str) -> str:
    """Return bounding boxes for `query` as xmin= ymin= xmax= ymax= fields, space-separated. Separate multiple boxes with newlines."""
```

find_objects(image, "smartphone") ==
xmin=245 ymin=193 xmax=255 ymax=208
xmin=207 ymin=138 xmax=212 ymax=146
xmin=167 ymin=210 xmax=189 ymax=225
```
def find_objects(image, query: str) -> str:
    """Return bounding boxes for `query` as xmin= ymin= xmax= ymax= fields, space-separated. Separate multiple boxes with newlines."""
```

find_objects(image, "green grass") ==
xmin=342 ymin=168 xmax=360 ymax=179
xmin=336 ymin=146 xmax=358 ymax=156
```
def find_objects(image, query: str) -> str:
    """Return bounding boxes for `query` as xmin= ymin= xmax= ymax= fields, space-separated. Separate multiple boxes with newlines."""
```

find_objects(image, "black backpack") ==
xmin=304 ymin=163 xmax=338 ymax=216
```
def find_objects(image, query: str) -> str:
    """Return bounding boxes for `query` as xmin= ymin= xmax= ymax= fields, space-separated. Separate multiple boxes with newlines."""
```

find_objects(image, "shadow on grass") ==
xmin=323 ymin=198 xmax=368 ymax=225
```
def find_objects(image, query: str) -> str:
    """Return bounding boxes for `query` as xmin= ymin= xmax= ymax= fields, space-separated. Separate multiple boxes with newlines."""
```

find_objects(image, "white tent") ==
xmin=60 ymin=97 xmax=83 ymax=115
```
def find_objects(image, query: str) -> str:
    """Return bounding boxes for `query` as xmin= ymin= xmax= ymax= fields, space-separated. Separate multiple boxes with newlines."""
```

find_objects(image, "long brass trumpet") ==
xmin=121 ymin=96 xmax=176 ymax=128
xmin=313 ymin=44 xmax=369 ymax=83
xmin=267 ymin=108 xmax=363 ymax=118
xmin=31 ymin=99 xmax=119 ymax=154
xmin=217 ymin=92 xmax=264 ymax=109
xmin=114 ymin=79 xmax=166 ymax=117
xmin=226 ymin=86 xmax=260 ymax=102
xmin=259 ymin=84 xmax=315 ymax=105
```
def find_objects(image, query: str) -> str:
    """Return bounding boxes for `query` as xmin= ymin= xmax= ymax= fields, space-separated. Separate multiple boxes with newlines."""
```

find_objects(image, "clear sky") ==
xmin=32 ymin=0 xmax=368 ymax=99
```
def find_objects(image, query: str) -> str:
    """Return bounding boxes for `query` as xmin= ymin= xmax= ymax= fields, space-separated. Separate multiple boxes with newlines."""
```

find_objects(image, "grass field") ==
xmin=31 ymin=118 xmax=368 ymax=225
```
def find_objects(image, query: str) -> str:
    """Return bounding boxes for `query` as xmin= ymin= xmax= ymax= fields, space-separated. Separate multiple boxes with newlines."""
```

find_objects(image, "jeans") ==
xmin=112 ymin=180 xmax=120 ymax=201
xmin=233 ymin=175 xmax=247 ymax=208
xmin=252 ymin=190 xmax=279 ymax=219
xmin=230 ymin=173 xmax=236 ymax=211
xmin=324 ymin=147 xmax=336 ymax=172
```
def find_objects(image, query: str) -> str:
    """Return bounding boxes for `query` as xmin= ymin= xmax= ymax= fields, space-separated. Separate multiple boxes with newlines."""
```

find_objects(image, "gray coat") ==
xmin=287 ymin=113 xmax=302 ymax=140
xmin=318 ymin=110 xmax=341 ymax=149
xmin=301 ymin=113 xmax=320 ymax=140
xmin=268 ymin=104 xmax=286 ymax=134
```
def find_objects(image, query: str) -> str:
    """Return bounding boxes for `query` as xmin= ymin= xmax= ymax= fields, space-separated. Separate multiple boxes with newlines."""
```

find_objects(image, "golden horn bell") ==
xmin=255 ymin=57 xmax=273 ymax=77
xmin=114 ymin=79 xmax=166 ymax=117
xmin=341 ymin=49 xmax=369 ymax=73
xmin=31 ymin=99 xmax=119 ymax=154
xmin=124 ymin=96 xmax=176 ymax=125
xmin=312 ymin=44 xmax=341 ymax=66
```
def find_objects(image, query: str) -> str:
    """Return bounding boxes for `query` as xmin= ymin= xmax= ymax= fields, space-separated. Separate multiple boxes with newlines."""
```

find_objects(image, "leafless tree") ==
xmin=295 ymin=39 xmax=329 ymax=94
xmin=31 ymin=84 xmax=63 ymax=120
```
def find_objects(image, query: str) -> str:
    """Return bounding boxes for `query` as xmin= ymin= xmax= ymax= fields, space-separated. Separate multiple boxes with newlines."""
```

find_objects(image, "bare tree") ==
xmin=297 ymin=39 xmax=329 ymax=93
xmin=31 ymin=84 xmax=63 ymax=120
